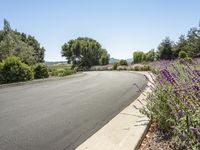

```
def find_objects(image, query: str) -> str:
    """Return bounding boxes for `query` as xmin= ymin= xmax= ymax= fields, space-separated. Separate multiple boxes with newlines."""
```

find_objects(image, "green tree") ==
xmin=158 ymin=37 xmax=174 ymax=60
xmin=118 ymin=59 xmax=128 ymax=66
xmin=99 ymin=49 xmax=110 ymax=65
xmin=173 ymin=35 xmax=188 ymax=58
xmin=0 ymin=19 xmax=45 ymax=64
xmin=61 ymin=37 xmax=110 ymax=69
xmin=3 ymin=19 xmax=11 ymax=32
xmin=186 ymin=26 xmax=200 ymax=57
xmin=145 ymin=49 xmax=156 ymax=62
xmin=133 ymin=51 xmax=145 ymax=63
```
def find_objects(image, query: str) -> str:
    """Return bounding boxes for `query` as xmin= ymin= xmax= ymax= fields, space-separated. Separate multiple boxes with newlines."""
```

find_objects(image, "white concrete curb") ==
xmin=76 ymin=71 xmax=154 ymax=150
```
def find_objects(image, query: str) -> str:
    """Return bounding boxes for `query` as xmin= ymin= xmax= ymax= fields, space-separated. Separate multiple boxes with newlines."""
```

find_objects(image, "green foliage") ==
xmin=61 ymin=37 xmax=110 ymax=69
xmin=178 ymin=51 xmax=187 ymax=58
xmin=0 ymin=62 xmax=4 ymax=83
xmin=145 ymin=49 xmax=156 ymax=62
xmin=1 ymin=56 xmax=33 ymax=83
xmin=0 ymin=19 xmax=45 ymax=64
xmin=133 ymin=51 xmax=145 ymax=63
xmin=113 ymin=62 xmax=118 ymax=70
xmin=133 ymin=65 xmax=150 ymax=71
xmin=141 ymin=62 xmax=200 ymax=149
xmin=100 ymin=49 xmax=110 ymax=65
xmin=118 ymin=59 xmax=128 ymax=66
xmin=48 ymin=64 xmax=75 ymax=77
xmin=158 ymin=37 xmax=174 ymax=60
xmin=33 ymin=64 xmax=49 ymax=79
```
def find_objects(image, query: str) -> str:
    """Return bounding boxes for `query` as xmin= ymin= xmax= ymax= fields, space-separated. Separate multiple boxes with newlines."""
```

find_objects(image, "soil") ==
xmin=139 ymin=123 xmax=174 ymax=150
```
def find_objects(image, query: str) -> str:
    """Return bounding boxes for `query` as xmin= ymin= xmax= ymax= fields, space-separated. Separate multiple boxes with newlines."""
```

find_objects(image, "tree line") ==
xmin=133 ymin=21 xmax=200 ymax=63
xmin=0 ymin=19 xmax=45 ymax=65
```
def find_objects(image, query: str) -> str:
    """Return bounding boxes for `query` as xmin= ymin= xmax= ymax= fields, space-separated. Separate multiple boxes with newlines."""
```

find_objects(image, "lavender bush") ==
xmin=141 ymin=59 xmax=200 ymax=149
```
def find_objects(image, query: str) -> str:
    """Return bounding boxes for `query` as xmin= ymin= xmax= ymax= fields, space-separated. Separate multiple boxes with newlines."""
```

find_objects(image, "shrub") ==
xmin=179 ymin=51 xmax=187 ymax=58
xmin=113 ymin=63 xmax=118 ymax=70
xmin=49 ymin=68 xmax=75 ymax=77
xmin=140 ymin=61 xmax=200 ymax=149
xmin=34 ymin=63 xmax=49 ymax=79
xmin=118 ymin=59 xmax=128 ymax=66
xmin=184 ymin=57 xmax=193 ymax=64
xmin=1 ymin=56 xmax=33 ymax=83
xmin=0 ymin=62 xmax=4 ymax=84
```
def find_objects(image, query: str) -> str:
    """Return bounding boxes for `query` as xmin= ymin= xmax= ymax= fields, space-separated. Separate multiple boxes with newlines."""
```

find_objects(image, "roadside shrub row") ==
xmin=140 ymin=59 xmax=200 ymax=149
xmin=0 ymin=56 xmax=49 ymax=84
xmin=90 ymin=64 xmax=151 ymax=71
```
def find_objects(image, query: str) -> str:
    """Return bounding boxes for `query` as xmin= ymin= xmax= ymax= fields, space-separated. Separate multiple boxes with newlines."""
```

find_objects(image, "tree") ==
xmin=0 ymin=19 xmax=45 ymax=64
xmin=173 ymin=35 xmax=188 ymax=58
xmin=186 ymin=26 xmax=200 ymax=57
xmin=158 ymin=37 xmax=174 ymax=60
xmin=118 ymin=59 xmax=128 ymax=66
xmin=3 ymin=19 xmax=11 ymax=32
xmin=61 ymin=37 xmax=110 ymax=69
xmin=133 ymin=51 xmax=145 ymax=63
xmin=145 ymin=49 xmax=156 ymax=62
xmin=99 ymin=49 xmax=110 ymax=65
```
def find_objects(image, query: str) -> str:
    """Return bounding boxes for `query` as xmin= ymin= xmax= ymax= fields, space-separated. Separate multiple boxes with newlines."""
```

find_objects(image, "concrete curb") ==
xmin=76 ymin=71 xmax=154 ymax=150
xmin=0 ymin=72 xmax=86 ymax=89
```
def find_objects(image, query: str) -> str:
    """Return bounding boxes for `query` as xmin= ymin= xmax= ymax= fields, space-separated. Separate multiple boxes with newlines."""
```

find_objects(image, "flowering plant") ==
xmin=141 ymin=59 xmax=200 ymax=149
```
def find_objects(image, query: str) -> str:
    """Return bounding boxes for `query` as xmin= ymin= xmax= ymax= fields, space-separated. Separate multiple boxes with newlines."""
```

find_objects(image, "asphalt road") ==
xmin=0 ymin=71 xmax=147 ymax=150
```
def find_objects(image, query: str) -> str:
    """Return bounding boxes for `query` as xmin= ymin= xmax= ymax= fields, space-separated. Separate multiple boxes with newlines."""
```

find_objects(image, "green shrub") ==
xmin=49 ymin=68 xmax=75 ymax=77
xmin=113 ymin=63 xmax=118 ymax=70
xmin=1 ymin=56 xmax=33 ymax=83
xmin=34 ymin=64 xmax=49 ymax=79
xmin=179 ymin=51 xmax=187 ymax=58
xmin=134 ymin=66 xmax=140 ymax=71
xmin=118 ymin=59 xmax=128 ymax=66
xmin=0 ymin=62 xmax=4 ymax=84
xmin=184 ymin=57 xmax=193 ymax=64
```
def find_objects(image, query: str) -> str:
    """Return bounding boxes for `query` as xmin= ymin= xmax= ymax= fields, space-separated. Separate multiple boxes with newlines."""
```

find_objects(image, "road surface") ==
xmin=0 ymin=71 xmax=147 ymax=150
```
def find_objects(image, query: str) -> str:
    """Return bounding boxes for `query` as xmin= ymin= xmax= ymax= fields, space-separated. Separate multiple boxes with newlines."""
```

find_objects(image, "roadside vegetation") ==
xmin=61 ymin=37 xmax=110 ymax=70
xmin=138 ymin=22 xmax=200 ymax=149
xmin=0 ymin=19 xmax=76 ymax=84
xmin=48 ymin=64 xmax=75 ymax=77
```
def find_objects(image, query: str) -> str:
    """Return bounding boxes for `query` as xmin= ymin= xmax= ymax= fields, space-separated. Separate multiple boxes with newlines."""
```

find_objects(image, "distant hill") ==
xmin=109 ymin=58 xmax=119 ymax=64
xmin=126 ymin=58 xmax=133 ymax=64
xmin=109 ymin=58 xmax=133 ymax=64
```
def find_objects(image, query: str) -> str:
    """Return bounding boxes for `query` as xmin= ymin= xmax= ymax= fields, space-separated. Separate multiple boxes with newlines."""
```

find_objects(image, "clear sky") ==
xmin=0 ymin=0 xmax=200 ymax=61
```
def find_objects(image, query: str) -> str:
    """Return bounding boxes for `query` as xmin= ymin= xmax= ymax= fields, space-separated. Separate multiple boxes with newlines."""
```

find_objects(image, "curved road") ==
xmin=0 ymin=71 xmax=147 ymax=150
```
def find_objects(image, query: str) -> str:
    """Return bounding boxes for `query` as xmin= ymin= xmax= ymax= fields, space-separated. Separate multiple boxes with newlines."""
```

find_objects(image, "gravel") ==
xmin=139 ymin=123 xmax=174 ymax=150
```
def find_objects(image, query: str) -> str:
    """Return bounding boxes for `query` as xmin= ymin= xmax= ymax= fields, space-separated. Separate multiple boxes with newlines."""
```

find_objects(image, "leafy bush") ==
xmin=1 ymin=56 xmax=33 ymax=83
xmin=0 ymin=62 xmax=4 ymax=84
xmin=141 ymin=61 xmax=200 ymax=149
xmin=34 ymin=64 xmax=49 ymax=79
xmin=178 ymin=51 xmax=187 ymax=58
xmin=113 ymin=63 xmax=118 ymax=70
xmin=118 ymin=59 xmax=128 ymax=66
xmin=49 ymin=68 xmax=75 ymax=77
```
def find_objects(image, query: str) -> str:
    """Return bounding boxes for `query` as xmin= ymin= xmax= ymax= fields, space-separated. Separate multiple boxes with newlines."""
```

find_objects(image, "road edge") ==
xmin=76 ymin=71 xmax=154 ymax=150
xmin=0 ymin=72 xmax=86 ymax=89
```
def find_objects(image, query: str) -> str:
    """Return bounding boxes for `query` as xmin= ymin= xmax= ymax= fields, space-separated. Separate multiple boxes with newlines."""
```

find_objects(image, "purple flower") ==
xmin=192 ymin=84 xmax=200 ymax=91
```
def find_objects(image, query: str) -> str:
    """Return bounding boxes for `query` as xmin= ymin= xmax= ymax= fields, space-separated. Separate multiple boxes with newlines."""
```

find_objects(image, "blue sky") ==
xmin=0 ymin=0 xmax=200 ymax=61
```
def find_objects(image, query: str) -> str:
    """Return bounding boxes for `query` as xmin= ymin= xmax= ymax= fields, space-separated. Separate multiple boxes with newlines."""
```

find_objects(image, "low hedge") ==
xmin=1 ymin=56 xmax=33 ymax=83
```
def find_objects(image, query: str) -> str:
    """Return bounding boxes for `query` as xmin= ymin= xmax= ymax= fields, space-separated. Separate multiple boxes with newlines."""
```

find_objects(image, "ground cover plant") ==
xmin=140 ymin=59 xmax=200 ymax=149
xmin=48 ymin=64 xmax=76 ymax=77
